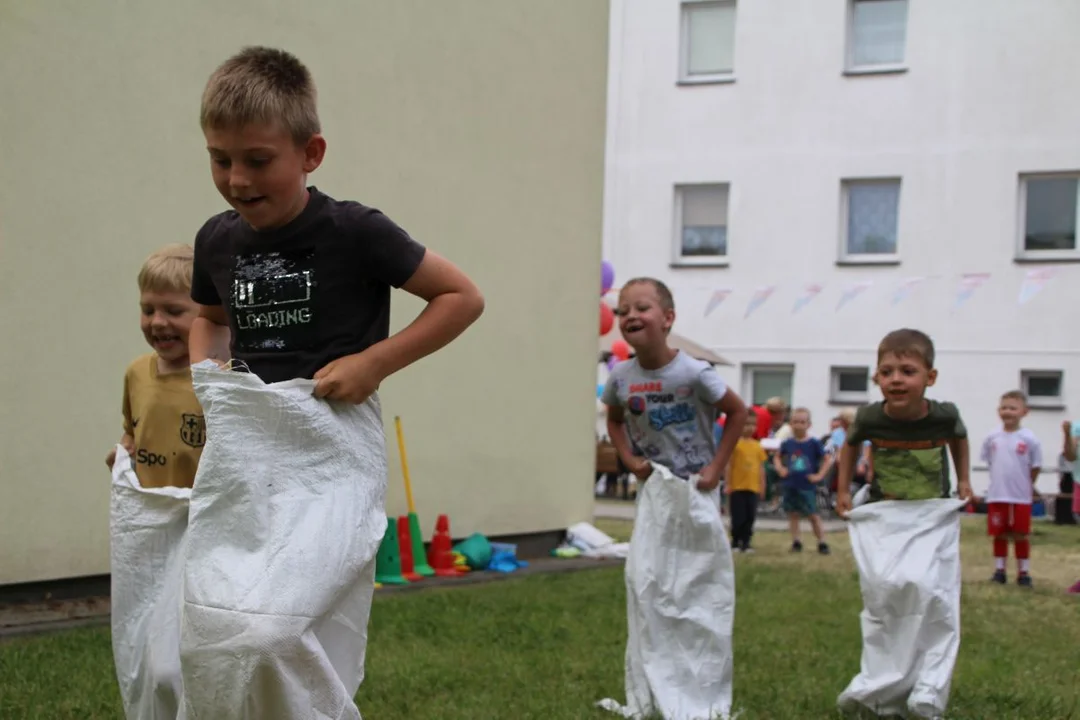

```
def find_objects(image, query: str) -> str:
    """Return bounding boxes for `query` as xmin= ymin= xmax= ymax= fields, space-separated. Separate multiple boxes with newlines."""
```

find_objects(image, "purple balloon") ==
xmin=601 ymin=260 xmax=615 ymax=295
xmin=606 ymin=356 xmax=617 ymax=371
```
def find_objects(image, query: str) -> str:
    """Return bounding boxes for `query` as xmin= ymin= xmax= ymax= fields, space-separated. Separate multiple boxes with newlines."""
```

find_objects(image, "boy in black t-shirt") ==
xmin=185 ymin=46 xmax=484 ymax=715
xmin=189 ymin=46 xmax=484 ymax=393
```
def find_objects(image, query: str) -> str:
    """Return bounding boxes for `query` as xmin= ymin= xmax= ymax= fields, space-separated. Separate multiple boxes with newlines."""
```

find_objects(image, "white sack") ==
xmin=838 ymin=498 xmax=966 ymax=719
xmin=178 ymin=361 xmax=388 ymax=720
xmin=110 ymin=446 xmax=190 ymax=719
xmin=599 ymin=464 xmax=735 ymax=720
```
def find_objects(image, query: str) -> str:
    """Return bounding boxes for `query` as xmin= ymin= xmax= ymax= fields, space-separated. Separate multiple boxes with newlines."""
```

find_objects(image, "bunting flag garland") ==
xmin=953 ymin=272 xmax=991 ymax=309
xmin=1018 ymin=268 xmax=1056 ymax=305
xmin=836 ymin=280 xmax=873 ymax=312
xmin=684 ymin=269 xmax=1067 ymax=321
xmin=891 ymin=276 xmax=927 ymax=306
xmin=744 ymin=286 xmax=775 ymax=319
xmin=704 ymin=288 xmax=733 ymax=317
xmin=792 ymin=283 xmax=824 ymax=314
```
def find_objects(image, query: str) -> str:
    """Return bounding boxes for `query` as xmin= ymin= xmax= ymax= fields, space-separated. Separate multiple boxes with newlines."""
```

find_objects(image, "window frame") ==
xmin=672 ymin=182 xmax=731 ymax=267
xmin=1015 ymin=172 xmax=1080 ymax=262
xmin=838 ymin=177 xmax=902 ymax=265
xmin=741 ymin=364 xmax=795 ymax=408
xmin=829 ymin=366 xmax=871 ymax=404
xmin=844 ymin=0 xmax=909 ymax=76
xmin=678 ymin=0 xmax=737 ymax=85
xmin=1020 ymin=369 xmax=1065 ymax=410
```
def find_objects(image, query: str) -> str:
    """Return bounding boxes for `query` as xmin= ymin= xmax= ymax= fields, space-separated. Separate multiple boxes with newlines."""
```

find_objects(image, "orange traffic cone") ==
xmin=428 ymin=514 xmax=466 ymax=577
xmin=397 ymin=515 xmax=422 ymax=582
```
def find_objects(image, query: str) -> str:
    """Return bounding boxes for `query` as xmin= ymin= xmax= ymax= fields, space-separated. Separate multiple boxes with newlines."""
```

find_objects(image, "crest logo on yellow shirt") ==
xmin=181 ymin=414 xmax=206 ymax=448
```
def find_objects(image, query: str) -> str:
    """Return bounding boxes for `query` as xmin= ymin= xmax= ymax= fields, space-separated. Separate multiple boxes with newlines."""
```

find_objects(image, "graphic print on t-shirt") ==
xmin=626 ymin=380 xmax=704 ymax=477
xmin=180 ymin=413 xmax=206 ymax=448
xmin=868 ymin=438 xmax=948 ymax=499
xmin=231 ymin=247 xmax=317 ymax=352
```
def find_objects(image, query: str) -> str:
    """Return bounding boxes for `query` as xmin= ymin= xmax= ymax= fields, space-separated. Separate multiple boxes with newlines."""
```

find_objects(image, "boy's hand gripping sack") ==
xmin=178 ymin=361 xmax=388 ymax=720
xmin=599 ymin=464 xmax=736 ymax=720
xmin=110 ymin=446 xmax=190 ymax=719
xmin=838 ymin=498 xmax=966 ymax=719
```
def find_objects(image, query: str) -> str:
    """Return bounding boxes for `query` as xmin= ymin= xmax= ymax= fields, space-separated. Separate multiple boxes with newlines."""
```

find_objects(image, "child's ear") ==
xmin=663 ymin=307 xmax=676 ymax=332
xmin=926 ymin=368 xmax=938 ymax=387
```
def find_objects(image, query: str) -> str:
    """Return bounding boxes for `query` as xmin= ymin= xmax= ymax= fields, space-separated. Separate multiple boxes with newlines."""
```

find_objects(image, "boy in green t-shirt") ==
xmin=835 ymin=328 xmax=973 ymax=718
xmin=837 ymin=329 xmax=972 ymax=513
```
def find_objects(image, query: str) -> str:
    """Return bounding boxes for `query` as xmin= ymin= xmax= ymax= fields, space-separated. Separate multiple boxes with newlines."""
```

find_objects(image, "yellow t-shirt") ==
xmin=727 ymin=437 xmax=767 ymax=493
xmin=122 ymin=354 xmax=204 ymax=488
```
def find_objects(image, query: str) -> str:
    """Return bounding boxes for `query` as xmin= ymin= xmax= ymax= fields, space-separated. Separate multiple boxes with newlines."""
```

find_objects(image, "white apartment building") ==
xmin=601 ymin=0 xmax=1080 ymax=493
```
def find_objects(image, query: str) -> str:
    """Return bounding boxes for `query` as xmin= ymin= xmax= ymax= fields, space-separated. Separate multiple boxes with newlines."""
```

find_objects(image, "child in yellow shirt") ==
xmin=105 ymin=244 xmax=204 ymax=488
xmin=725 ymin=413 xmax=767 ymax=552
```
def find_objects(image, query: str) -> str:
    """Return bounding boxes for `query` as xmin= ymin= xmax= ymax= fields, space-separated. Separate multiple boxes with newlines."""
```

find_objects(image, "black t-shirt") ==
xmin=191 ymin=187 xmax=426 ymax=383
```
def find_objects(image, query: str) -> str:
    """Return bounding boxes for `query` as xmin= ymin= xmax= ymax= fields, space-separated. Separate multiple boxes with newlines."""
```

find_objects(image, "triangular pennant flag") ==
xmin=1018 ymin=268 xmax=1056 ymax=305
xmin=704 ymin=288 xmax=733 ymax=317
xmin=954 ymin=273 xmax=990 ymax=309
xmin=891 ymin=276 xmax=927 ymax=306
xmin=792 ymin=283 xmax=824 ymax=314
xmin=836 ymin=280 xmax=873 ymax=312
xmin=744 ymin=286 xmax=775 ymax=319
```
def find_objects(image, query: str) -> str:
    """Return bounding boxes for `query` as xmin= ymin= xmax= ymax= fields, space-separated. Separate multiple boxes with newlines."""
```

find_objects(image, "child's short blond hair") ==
xmin=201 ymin=46 xmax=320 ymax=145
xmin=138 ymin=244 xmax=193 ymax=294
xmin=838 ymin=407 xmax=857 ymax=425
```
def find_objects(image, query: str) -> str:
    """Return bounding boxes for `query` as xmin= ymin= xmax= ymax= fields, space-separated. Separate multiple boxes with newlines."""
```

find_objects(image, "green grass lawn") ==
xmin=0 ymin=518 xmax=1077 ymax=719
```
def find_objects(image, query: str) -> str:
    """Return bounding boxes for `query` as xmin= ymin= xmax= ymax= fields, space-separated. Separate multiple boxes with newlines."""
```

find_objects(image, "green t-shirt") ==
xmin=847 ymin=400 xmax=967 ymax=501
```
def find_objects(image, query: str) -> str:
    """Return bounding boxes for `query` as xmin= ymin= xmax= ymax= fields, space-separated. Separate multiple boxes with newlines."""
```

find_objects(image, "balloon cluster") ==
xmin=599 ymin=260 xmax=631 ymax=370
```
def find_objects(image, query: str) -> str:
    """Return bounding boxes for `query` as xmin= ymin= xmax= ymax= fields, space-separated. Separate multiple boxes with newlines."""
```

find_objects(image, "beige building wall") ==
xmin=0 ymin=1 xmax=608 ymax=584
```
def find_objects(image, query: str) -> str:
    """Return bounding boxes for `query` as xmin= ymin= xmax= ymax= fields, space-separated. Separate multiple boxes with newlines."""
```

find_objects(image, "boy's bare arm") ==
xmin=772 ymin=451 xmax=788 ymax=476
xmin=606 ymin=405 xmax=649 ymax=479
xmin=1063 ymin=421 xmax=1077 ymax=462
xmin=814 ymin=452 xmax=835 ymax=481
xmin=758 ymin=465 xmax=766 ymax=498
xmin=189 ymin=305 xmax=231 ymax=365
xmin=835 ymin=444 xmax=858 ymax=515
xmin=105 ymin=433 xmax=136 ymax=470
xmin=699 ymin=390 xmax=748 ymax=491
xmin=948 ymin=437 xmax=972 ymax=500
xmin=314 ymin=251 xmax=483 ymax=404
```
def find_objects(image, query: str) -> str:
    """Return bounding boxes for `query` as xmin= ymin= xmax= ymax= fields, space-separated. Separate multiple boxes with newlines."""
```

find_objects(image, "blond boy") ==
xmin=105 ymin=244 xmax=203 ymax=487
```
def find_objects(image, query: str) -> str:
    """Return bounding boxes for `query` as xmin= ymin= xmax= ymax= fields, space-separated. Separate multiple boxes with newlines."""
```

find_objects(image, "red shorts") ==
xmin=987 ymin=503 xmax=1032 ymax=536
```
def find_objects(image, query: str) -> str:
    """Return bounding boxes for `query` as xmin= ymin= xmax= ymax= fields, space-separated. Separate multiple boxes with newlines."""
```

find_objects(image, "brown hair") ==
xmin=1001 ymin=390 xmax=1028 ymax=405
xmin=620 ymin=277 xmax=675 ymax=312
xmin=877 ymin=328 xmax=935 ymax=368
xmin=201 ymin=46 xmax=320 ymax=145
xmin=138 ymin=244 xmax=193 ymax=294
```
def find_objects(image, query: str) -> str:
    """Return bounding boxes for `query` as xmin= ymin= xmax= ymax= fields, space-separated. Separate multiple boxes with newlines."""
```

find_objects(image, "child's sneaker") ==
xmin=743 ymin=546 xmax=755 ymax=555
xmin=1067 ymin=580 xmax=1080 ymax=595
xmin=791 ymin=540 xmax=803 ymax=553
xmin=991 ymin=570 xmax=1007 ymax=584
xmin=1017 ymin=573 xmax=1033 ymax=588
xmin=818 ymin=542 xmax=830 ymax=555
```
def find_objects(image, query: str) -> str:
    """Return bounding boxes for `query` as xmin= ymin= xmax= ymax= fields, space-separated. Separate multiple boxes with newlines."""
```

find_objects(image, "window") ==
xmin=1018 ymin=173 xmax=1080 ymax=260
xmin=742 ymin=365 xmax=794 ymax=407
xmin=1021 ymin=370 xmax=1064 ymax=409
xmin=830 ymin=366 xmax=870 ymax=403
xmin=675 ymin=184 xmax=729 ymax=264
xmin=841 ymin=179 xmax=901 ymax=263
xmin=847 ymin=0 xmax=908 ymax=72
xmin=679 ymin=1 xmax=736 ymax=83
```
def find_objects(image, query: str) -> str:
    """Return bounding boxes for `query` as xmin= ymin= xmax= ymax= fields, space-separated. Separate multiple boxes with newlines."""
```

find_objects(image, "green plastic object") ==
xmin=408 ymin=512 xmax=435 ymax=576
xmin=452 ymin=533 xmax=493 ymax=570
xmin=375 ymin=517 xmax=409 ymax=585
